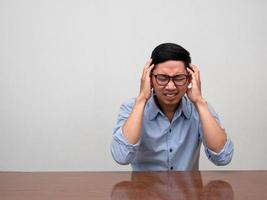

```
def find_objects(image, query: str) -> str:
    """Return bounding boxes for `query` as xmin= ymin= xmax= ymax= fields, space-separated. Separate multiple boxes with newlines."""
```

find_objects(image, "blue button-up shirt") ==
xmin=111 ymin=95 xmax=233 ymax=171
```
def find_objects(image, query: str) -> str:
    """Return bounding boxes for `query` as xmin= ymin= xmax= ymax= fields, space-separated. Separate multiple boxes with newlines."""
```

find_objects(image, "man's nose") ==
xmin=165 ymin=78 xmax=176 ymax=89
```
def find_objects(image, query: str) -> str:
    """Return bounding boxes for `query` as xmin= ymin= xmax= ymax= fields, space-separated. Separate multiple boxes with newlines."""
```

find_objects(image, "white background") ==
xmin=0 ymin=0 xmax=266 ymax=171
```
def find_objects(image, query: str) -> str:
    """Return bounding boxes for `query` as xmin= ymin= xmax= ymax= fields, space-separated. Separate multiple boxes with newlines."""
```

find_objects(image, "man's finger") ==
xmin=189 ymin=64 xmax=200 ymax=82
xmin=144 ymin=58 xmax=153 ymax=68
xmin=142 ymin=59 xmax=153 ymax=76
xmin=190 ymin=64 xmax=199 ymax=72
xmin=146 ymin=64 xmax=154 ymax=78
xmin=187 ymin=67 xmax=197 ymax=84
xmin=187 ymin=66 xmax=195 ymax=76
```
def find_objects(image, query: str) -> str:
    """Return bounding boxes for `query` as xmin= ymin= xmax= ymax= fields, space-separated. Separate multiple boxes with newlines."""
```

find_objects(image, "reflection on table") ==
xmin=111 ymin=171 xmax=233 ymax=200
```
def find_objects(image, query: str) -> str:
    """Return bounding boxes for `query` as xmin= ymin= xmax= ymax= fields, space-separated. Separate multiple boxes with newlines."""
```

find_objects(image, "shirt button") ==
xmin=170 ymin=166 xmax=173 ymax=170
xmin=169 ymin=129 xmax=171 ymax=133
xmin=170 ymin=148 xmax=172 ymax=152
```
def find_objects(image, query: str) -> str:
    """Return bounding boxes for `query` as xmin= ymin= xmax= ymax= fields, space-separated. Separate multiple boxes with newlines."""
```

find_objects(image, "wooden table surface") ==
xmin=0 ymin=171 xmax=266 ymax=200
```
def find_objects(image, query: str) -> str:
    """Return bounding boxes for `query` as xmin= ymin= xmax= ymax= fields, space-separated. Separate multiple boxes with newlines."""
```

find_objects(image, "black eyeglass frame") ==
xmin=151 ymin=73 xmax=191 ymax=87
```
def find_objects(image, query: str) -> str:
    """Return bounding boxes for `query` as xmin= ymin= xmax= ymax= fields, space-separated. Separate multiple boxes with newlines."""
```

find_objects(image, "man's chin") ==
xmin=154 ymin=94 xmax=182 ymax=108
xmin=162 ymin=96 xmax=181 ymax=106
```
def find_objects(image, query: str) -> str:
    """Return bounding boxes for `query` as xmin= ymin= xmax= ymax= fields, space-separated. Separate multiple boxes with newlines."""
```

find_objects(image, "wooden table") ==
xmin=0 ymin=171 xmax=266 ymax=199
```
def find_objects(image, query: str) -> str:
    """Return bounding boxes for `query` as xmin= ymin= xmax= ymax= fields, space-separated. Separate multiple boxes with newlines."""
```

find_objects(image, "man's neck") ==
xmin=154 ymin=96 xmax=182 ymax=121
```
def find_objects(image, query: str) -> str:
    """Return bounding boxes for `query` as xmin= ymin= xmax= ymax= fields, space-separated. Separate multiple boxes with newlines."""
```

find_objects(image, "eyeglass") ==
xmin=151 ymin=73 xmax=191 ymax=86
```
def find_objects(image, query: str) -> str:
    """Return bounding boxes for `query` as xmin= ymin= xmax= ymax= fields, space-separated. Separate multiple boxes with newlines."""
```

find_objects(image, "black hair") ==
xmin=151 ymin=43 xmax=191 ymax=68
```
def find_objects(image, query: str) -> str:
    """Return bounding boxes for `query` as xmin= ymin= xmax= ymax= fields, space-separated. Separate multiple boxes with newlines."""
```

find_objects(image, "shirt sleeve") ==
xmin=110 ymin=98 xmax=141 ymax=165
xmin=199 ymin=103 xmax=234 ymax=166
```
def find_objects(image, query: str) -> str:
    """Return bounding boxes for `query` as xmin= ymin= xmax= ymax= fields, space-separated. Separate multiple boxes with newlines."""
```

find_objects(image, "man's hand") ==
xmin=138 ymin=59 xmax=154 ymax=101
xmin=187 ymin=64 xmax=227 ymax=153
xmin=121 ymin=59 xmax=154 ymax=145
xmin=186 ymin=64 xmax=204 ymax=104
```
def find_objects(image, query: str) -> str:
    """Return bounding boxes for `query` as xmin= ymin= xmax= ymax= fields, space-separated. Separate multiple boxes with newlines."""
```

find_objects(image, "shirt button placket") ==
xmin=168 ymin=127 xmax=172 ymax=171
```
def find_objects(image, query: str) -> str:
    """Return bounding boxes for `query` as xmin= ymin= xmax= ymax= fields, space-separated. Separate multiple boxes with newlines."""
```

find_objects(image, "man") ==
xmin=111 ymin=43 xmax=233 ymax=171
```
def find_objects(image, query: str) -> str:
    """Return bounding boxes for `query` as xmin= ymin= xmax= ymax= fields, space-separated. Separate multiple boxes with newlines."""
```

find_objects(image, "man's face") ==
xmin=151 ymin=60 xmax=190 ymax=108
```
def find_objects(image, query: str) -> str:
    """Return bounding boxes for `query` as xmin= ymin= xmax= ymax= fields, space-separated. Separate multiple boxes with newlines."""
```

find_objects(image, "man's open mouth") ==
xmin=163 ymin=93 xmax=178 ymax=99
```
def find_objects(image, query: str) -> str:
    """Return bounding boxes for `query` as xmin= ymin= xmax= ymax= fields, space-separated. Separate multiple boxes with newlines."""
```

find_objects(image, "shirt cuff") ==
xmin=113 ymin=127 xmax=141 ymax=152
xmin=205 ymin=137 xmax=232 ymax=158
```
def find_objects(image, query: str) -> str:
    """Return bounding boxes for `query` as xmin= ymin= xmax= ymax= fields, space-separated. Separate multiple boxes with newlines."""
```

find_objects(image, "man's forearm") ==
xmin=195 ymin=98 xmax=227 ymax=153
xmin=122 ymin=96 xmax=147 ymax=145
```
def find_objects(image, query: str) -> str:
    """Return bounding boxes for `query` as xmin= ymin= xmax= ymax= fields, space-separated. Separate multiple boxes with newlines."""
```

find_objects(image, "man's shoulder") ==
xmin=121 ymin=97 xmax=136 ymax=106
xmin=119 ymin=97 xmax=136 ymax=111
xmin=119 ymin=96 xmax=154 ymax=115
xmin=185 ymin=96 xmax=218 ymax=118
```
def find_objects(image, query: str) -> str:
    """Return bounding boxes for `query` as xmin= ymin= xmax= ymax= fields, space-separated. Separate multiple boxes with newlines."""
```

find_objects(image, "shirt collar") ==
xmin=147 ymin=95 xmax=191 ymax=121
xmin=147 ymin=94 xmax=162 ymax=120
xmin=174 ymin=96 xmax=191 ymax=120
